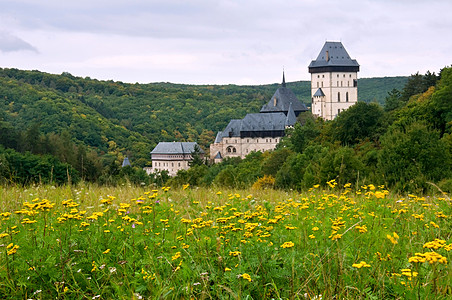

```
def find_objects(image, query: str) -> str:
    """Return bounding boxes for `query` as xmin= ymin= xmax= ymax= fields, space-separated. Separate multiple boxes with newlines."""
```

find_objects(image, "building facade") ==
xmin=309 ymin=41 xmax=359 ymax=120
xmin=147 ymin=142 xmax=204 ymax=176
xmin=210 ymin=74 xmax=307 ymax=161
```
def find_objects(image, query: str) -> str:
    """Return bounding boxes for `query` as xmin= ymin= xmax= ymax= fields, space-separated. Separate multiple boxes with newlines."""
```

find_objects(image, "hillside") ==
xmin=0 ymin=68 xmax=407 ymax=168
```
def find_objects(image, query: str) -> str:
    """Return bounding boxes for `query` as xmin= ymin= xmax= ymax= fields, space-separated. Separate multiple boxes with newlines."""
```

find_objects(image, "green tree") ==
xmin=328 ymin=102 xmax=386 ymax=145
xmin=378 ymin=122 xmax=450 ymax=192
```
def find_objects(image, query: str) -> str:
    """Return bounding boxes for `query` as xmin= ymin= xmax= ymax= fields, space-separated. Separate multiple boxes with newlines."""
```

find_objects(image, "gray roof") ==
xmin=308 ymin=41 xmax=359 ymax=70
xmin=216 ymin=111 xmax=295 ymax=142
xmin=214 ymin=151 xmax=222 ymax=159
xmin=285 ymin=103 xmax=297 ymax=126
xmin=122 ymin=157 xmax=131 ymax=167
xmin=151 ymin=142 xmax=204 ymax=155
xmin=241 ymin=113 xmax=288 ymax=131
xmin=260 ymin=87 xmax=308 ymax=114
xmin=313 ymin=88 xmax=325 ymax=97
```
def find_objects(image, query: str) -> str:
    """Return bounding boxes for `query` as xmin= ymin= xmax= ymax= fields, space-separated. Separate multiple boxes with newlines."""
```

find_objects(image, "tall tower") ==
xmin=309 ymin=41 xmax=359 ymax=120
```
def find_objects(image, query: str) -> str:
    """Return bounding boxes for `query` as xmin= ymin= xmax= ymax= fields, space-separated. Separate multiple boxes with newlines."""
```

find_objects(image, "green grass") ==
xmin=0 ymin=182 xmax=451 ymax=299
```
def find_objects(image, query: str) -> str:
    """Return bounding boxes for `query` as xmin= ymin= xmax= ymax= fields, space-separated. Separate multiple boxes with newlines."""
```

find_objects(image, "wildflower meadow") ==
xmin=0 ymin=182 xmax=450 ymax=299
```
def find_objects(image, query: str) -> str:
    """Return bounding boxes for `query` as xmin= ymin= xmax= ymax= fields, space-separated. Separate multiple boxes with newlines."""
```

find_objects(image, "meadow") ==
xmin=0 ymin=182 xmax=450 ymax=299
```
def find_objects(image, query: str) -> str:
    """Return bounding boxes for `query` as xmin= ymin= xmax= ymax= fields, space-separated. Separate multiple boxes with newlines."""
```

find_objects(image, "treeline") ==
xmin=168 ymin=68 xmax=452 ymax=193
xmin=0 ymin=67 xmax=411 ymax=188
xmin=0 ymin=68 xmax=406 ymax=164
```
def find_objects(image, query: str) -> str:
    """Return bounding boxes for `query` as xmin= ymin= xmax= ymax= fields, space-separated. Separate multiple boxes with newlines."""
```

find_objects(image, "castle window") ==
xmin=233 ymin=148 xmax=236 ymax=153
xmin=348 ymin=81 xmax=350 ymax=87
xmin=343 ymin=74 xmax=346 ymax=78
xmin=322 ymin=75 xmax=324 ymax=78
xmin=353 ymin=79 xmax=358 ymax=87
xmin=321 ymin=82 xmax=323 ymax=87
xmin=317 ymin=75 xmax=320 ymax=78
xmin=338 ymin=92 xmax=341 ymax=102
xmin=337 ymin=74 xmax=339 ymax=78
xmin=338 ymin=109 xmax=340 ymax=115
xmin=349 ymin=74 xmax=352 ymax=78
xmin=317 ymin=82 xmax=319 ymax=88
xmin=337 ymin=81 xmax=339 ymax=86
xmin=341 ymin=81 xmax=343 ymax=87
xmin=227 ymin=146 xmax=236 ymax=153
xmin=346 ymin=92 xmax=349 ymax=102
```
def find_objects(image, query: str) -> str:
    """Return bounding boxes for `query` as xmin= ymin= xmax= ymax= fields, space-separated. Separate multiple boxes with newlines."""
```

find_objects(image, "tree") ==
xmin=378 ymin=122 xmax=450 ymax=192
xmin=189 ymin=145 xmax=204 ymax=167
xmin=384 ymin=89 xmax=403 ymax=112
xmin=328 ymin=102 xmax=386 ymax=146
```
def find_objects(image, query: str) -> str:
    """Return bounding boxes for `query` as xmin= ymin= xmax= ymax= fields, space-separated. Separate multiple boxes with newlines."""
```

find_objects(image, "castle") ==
xmin=210 ymin=41 xmax=359 ymax=162
xmin=209 ymin=73 xmax=308 ymax=161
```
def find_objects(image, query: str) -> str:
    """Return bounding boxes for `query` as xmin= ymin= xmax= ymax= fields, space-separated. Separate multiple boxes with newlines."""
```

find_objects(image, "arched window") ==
xmin=227 ymin=146 xmax=236 ymax=153
xmin=338 ymin=92 xmax=341 ymax=102
xmin=346 ymin=92 xmax=349 ymax=102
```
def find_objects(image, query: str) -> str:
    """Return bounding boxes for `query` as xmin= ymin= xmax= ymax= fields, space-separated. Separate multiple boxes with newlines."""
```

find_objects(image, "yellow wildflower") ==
xmin=280 ymin=241 xmax=295 ymax=248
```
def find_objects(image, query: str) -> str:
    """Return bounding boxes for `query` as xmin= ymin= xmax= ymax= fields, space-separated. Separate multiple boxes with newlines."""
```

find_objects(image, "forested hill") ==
xmin=0 ymin=67 xmax=406 ymax=169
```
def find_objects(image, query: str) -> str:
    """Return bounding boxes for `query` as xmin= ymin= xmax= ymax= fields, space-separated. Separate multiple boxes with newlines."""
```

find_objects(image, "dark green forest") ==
xmin=1 ymin=66 xmax=450 ymax=193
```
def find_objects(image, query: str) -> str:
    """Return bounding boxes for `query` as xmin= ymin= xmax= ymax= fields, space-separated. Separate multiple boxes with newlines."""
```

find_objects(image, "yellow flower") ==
xmin=229 ymin=251 xmax=241 ymax=257
xmin=352 ymin=261 xmax=371 ymax=268
xmin=103 ymin=249 xmax=111 ymax=254
xmin=225 ymin=267 xmax=231 ymax=271
xmin=280 ymin=241 xmax=295 ymax=248
xmin=172 ymin=252 xmax=181 ymax=261
xmin=241 ymin=273 xmax=252 ymax=282
xmin=7 ymin=244 xmax=19 ymax=255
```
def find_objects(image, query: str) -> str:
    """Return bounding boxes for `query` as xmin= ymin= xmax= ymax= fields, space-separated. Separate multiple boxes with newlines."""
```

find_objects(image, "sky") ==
xmin=0 ymin=0 xmax=451 ymax=85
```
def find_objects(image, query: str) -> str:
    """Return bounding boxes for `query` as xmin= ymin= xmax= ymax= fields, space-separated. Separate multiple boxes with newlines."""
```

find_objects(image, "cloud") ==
xmin=0 ymin=31 xmax=38 ymax=53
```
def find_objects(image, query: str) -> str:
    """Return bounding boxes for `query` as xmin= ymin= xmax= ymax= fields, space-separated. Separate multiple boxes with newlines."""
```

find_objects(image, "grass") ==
xmin=0 ymin=182 xmax=451 ymax=299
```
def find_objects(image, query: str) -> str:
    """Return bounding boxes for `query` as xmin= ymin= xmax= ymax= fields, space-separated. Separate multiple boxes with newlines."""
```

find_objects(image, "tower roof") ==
xmin=313 ymin=88 xmax=325 ymax=97
xmin=308 ymin=41 xmax=359 ymax=73
xmin=260 ymin=73 xmax=308 ymax=115
xmin=122 ymin=157 xmax=131 ymax=167
xmin=285 ymin=103 xmax=297 ymax=127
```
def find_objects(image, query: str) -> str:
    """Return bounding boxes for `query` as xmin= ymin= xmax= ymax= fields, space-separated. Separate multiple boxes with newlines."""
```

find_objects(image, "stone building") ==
xmin=309 ymin=41 xmax=359 ymax=120
xmin=147 ymin=142 xmax=204 ymax=176
xmin=210 ymin=74 xmax=307 ymax=161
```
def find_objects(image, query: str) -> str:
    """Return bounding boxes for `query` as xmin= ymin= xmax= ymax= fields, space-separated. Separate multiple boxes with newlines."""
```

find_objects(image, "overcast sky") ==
xmin=0 ymin=0 xmax=451 ymax=85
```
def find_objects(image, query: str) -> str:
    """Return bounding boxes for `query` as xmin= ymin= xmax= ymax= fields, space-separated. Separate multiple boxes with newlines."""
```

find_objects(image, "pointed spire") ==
xmin=285 ymin=102 xmax=296 ymax=127
xmin=282 ymin=69 xmax=286 ymax=87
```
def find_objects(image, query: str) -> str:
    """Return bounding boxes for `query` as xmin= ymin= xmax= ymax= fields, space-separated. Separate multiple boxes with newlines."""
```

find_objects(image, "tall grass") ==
xmin=0 ymin=182 xmax=450 ymax=299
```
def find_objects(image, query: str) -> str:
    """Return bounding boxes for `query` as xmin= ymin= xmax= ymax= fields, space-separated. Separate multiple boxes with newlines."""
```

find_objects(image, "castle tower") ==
xmin=309 ymin=41 xmax=359 ymax=120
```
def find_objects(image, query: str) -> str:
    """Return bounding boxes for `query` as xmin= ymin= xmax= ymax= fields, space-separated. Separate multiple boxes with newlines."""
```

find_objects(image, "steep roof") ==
xmin=308 ymin=41 xmax=359 ymax=72
xmin=313 ymin=88 xmax=325 ymax=97
xmin=260 ymin=73 xmax=308 ymax=114
xmin=285 ymin=103 xmax=297 ymax=126
xmin=215 ymin=111 xmax=294 ymax=142
xmin=151 ymin=142 xmax=204 ymax=155
xmin=122 ymin=157 xmax=131 ymax=167
xmin=241 ymin=113 xmax=288 ymax=131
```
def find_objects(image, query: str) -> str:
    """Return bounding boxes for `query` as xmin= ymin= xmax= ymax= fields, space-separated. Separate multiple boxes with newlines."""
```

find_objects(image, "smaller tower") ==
xmin=309 ymin=41 xmax=359 ymax=120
